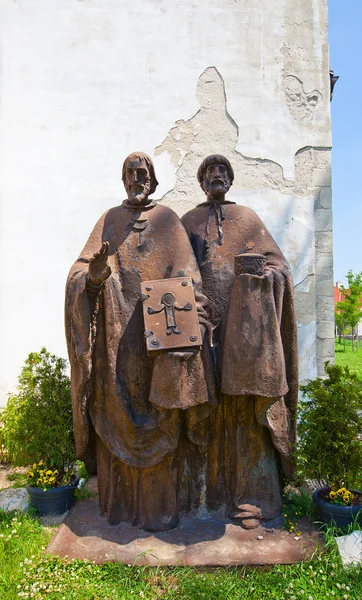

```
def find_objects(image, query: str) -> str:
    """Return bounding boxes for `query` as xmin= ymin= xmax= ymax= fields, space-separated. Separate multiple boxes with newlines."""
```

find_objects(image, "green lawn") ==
xmin=335 ymin=339 xmax=362 ymax=379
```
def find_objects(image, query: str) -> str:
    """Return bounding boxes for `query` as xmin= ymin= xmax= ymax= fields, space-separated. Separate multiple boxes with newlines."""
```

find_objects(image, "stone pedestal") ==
xmin=46 ymin=480 xmax=321 ymax=566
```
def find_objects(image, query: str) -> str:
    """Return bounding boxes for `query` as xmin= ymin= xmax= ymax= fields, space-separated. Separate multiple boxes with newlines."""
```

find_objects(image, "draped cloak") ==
xmin=181 ymin=201 xmax=298 ymax=518
xmin=65 ymin=201 xmax=216 ymax=530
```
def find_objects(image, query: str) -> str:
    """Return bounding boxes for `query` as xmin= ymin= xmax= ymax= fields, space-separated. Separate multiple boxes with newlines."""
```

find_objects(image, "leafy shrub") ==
xmin=0 ymin=348 xmax=75 ymax=470
xmin=297 ymin=362 xmax=362 ymax=489
xmin=0 ymin=424 xmax=10 ymax=463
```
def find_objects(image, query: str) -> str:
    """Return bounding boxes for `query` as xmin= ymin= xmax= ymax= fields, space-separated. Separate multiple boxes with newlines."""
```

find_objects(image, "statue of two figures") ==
xmin=65 ymin=152 xmax=298 ymax=532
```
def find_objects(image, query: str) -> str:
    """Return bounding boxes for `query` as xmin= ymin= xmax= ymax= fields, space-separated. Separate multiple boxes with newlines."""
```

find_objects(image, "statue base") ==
xmin=46 ymin=479 xmax=321 ymax=566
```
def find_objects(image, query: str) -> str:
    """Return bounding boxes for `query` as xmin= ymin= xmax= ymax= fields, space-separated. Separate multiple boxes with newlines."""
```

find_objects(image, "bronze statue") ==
xmin=65 ymin=152 xmax=216 ymax=531
xmin=181 ymin=155 xmax=298 ymax=529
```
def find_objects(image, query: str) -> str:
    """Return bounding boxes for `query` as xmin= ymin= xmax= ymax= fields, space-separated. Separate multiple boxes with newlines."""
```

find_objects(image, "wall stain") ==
xmin=283 ymin=75 xmax=321 ymax=120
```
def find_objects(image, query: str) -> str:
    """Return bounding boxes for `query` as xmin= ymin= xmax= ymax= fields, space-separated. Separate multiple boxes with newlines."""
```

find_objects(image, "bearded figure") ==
xmin=65 ymin=152 xmax=215 ymax=531
xmin=181 ymin=155 xmax=298 ymax=529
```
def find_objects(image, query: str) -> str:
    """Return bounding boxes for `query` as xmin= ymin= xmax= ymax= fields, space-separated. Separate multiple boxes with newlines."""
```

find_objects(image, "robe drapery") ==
xmin=65 ymin=201 xmax=216 ymax=530
xmin=181 ymin=201 xmax=298 ymax=520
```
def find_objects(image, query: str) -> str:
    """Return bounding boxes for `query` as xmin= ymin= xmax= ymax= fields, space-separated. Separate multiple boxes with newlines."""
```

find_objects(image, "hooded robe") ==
xmin=181 ymin=201 xmax=298 ymax=521
xmin=65 ymin=200 xmax=215 ymax=531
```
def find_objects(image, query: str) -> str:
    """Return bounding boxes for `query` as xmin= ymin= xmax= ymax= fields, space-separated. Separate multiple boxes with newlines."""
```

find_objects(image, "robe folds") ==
xmin=65 ymin=201 xmax=216 ymax=530
xmin=181 ymin=201 xmax=298 ymax=519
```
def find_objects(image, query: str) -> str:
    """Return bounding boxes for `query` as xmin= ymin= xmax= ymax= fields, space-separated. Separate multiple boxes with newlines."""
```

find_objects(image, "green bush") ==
xmin=0 ymin=348 xmax=75 ymax=470
xmin=297 ymin=362 xmax=362 ymax=489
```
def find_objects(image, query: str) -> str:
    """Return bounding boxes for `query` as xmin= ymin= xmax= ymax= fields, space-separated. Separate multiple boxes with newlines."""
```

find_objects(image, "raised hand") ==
xmin=88 ymin=241 xmax=111 ymax=285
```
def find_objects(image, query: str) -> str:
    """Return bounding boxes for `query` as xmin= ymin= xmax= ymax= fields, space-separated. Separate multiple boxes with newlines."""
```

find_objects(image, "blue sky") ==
xmin=329 ymin=0 xmax=362 ymax=284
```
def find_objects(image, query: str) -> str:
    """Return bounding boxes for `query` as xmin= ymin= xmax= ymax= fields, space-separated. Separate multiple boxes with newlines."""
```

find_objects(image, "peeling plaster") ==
xmin=156 ymin=67 xmax=331 ymax=216
xmin=294 ymin=273 xmax=314 ymax=293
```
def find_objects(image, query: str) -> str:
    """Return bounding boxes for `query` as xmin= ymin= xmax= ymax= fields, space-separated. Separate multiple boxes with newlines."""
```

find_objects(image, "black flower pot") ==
xmin=312 ymin=489 xmax=362 ymax=527
xmin=27 ymin=479 xmax=79 ymax=516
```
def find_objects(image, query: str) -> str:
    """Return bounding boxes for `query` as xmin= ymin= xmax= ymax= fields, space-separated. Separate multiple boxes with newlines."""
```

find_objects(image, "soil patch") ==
xmin=0 ymin=463 xmax=27 ymax=490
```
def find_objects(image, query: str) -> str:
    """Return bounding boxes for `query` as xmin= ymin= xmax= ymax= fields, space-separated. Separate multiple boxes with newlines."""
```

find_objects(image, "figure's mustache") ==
xmin=210 ymin=178 xmax=225 ymax=184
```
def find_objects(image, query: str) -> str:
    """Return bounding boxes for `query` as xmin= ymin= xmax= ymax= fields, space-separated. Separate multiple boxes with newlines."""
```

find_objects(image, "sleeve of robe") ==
xmin=65 ymin=211 xmax=109 ymax=465
xmin=218 ymin=207 xmax=299 ymax=446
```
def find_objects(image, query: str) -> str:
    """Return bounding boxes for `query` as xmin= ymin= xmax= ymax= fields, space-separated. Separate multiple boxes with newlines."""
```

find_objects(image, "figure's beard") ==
xmin=205 ymin=178 xmax=231 ymax=198
xmin=127 ymin=180 xmax=152 ymax=204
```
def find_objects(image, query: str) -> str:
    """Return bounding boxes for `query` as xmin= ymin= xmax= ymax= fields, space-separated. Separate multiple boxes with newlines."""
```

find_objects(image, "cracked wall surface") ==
xmin=156 ymin=64 xmax=333 ymax=382
xmin=0 ymin=0 xmax=333 ymax=404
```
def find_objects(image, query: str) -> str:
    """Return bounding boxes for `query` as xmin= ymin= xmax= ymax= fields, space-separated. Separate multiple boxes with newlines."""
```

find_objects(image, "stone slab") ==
xmin=335 ymin=531 xmax=362 ymax=566
xmin=0 ymin=487 xmax=29 ymax=513
xmin=46 ymin=498 xmax=322 ymax=566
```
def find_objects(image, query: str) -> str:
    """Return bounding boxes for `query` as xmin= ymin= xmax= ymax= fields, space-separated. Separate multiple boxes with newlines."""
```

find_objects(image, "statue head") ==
xmin=197 ymin=155 xmax=234 ymax=201
xmin=122 ymin=152 xmax=159 ymax=205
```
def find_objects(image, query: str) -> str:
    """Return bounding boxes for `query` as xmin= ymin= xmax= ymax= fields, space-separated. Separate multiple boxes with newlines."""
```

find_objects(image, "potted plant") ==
xmin=297 ymin=362 xmax=362 ymax=527
xmin=1 ymin=348 xmax=78 ymax=515
xmin=26 ymin=461 xmax=78 ymax=516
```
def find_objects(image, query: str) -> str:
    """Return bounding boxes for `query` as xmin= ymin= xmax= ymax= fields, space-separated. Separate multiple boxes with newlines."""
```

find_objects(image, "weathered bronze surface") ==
xmin=141 ymin=277 xmax=201 ymax=351
xmin=234 ymin=253 xmax=267 ymax=277
xmin=65 ymin=152 xmax=214 ymax=532
xmin=182 ymin=154 xmax=298 ymax=530
xmin=66 ymin=149 xmax=298 ymax=542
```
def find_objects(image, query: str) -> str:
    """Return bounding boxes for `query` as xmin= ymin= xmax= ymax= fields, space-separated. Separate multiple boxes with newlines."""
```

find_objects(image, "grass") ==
xmin=282 ymin=487 xmax=317 ymax=535
xmin=1 ymin=508 xmax=362 ymax=600
xmin=5 ymin=472 xmax=28 ymax=488
xmin=335 ymin=339 xmax=362 ymax=380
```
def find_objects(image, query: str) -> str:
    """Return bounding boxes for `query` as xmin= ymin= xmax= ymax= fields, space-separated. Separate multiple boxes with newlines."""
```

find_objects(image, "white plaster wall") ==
xmin=0 ymin=0 xmax=332 ymax=404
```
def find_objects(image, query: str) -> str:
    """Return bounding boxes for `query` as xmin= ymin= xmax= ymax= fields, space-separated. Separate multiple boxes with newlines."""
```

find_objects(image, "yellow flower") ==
xmin=27 ymin=472 xmax=34 ymax=479
xmin=329 ymin=491 xmax=336 ymax=498
xmin=53 ymin=470 xmax=59 ymax=476
xmin=46 ymin=470 xmax=52 ymax=476
xmin=32 ymin=463 xmax=37 ymax=469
